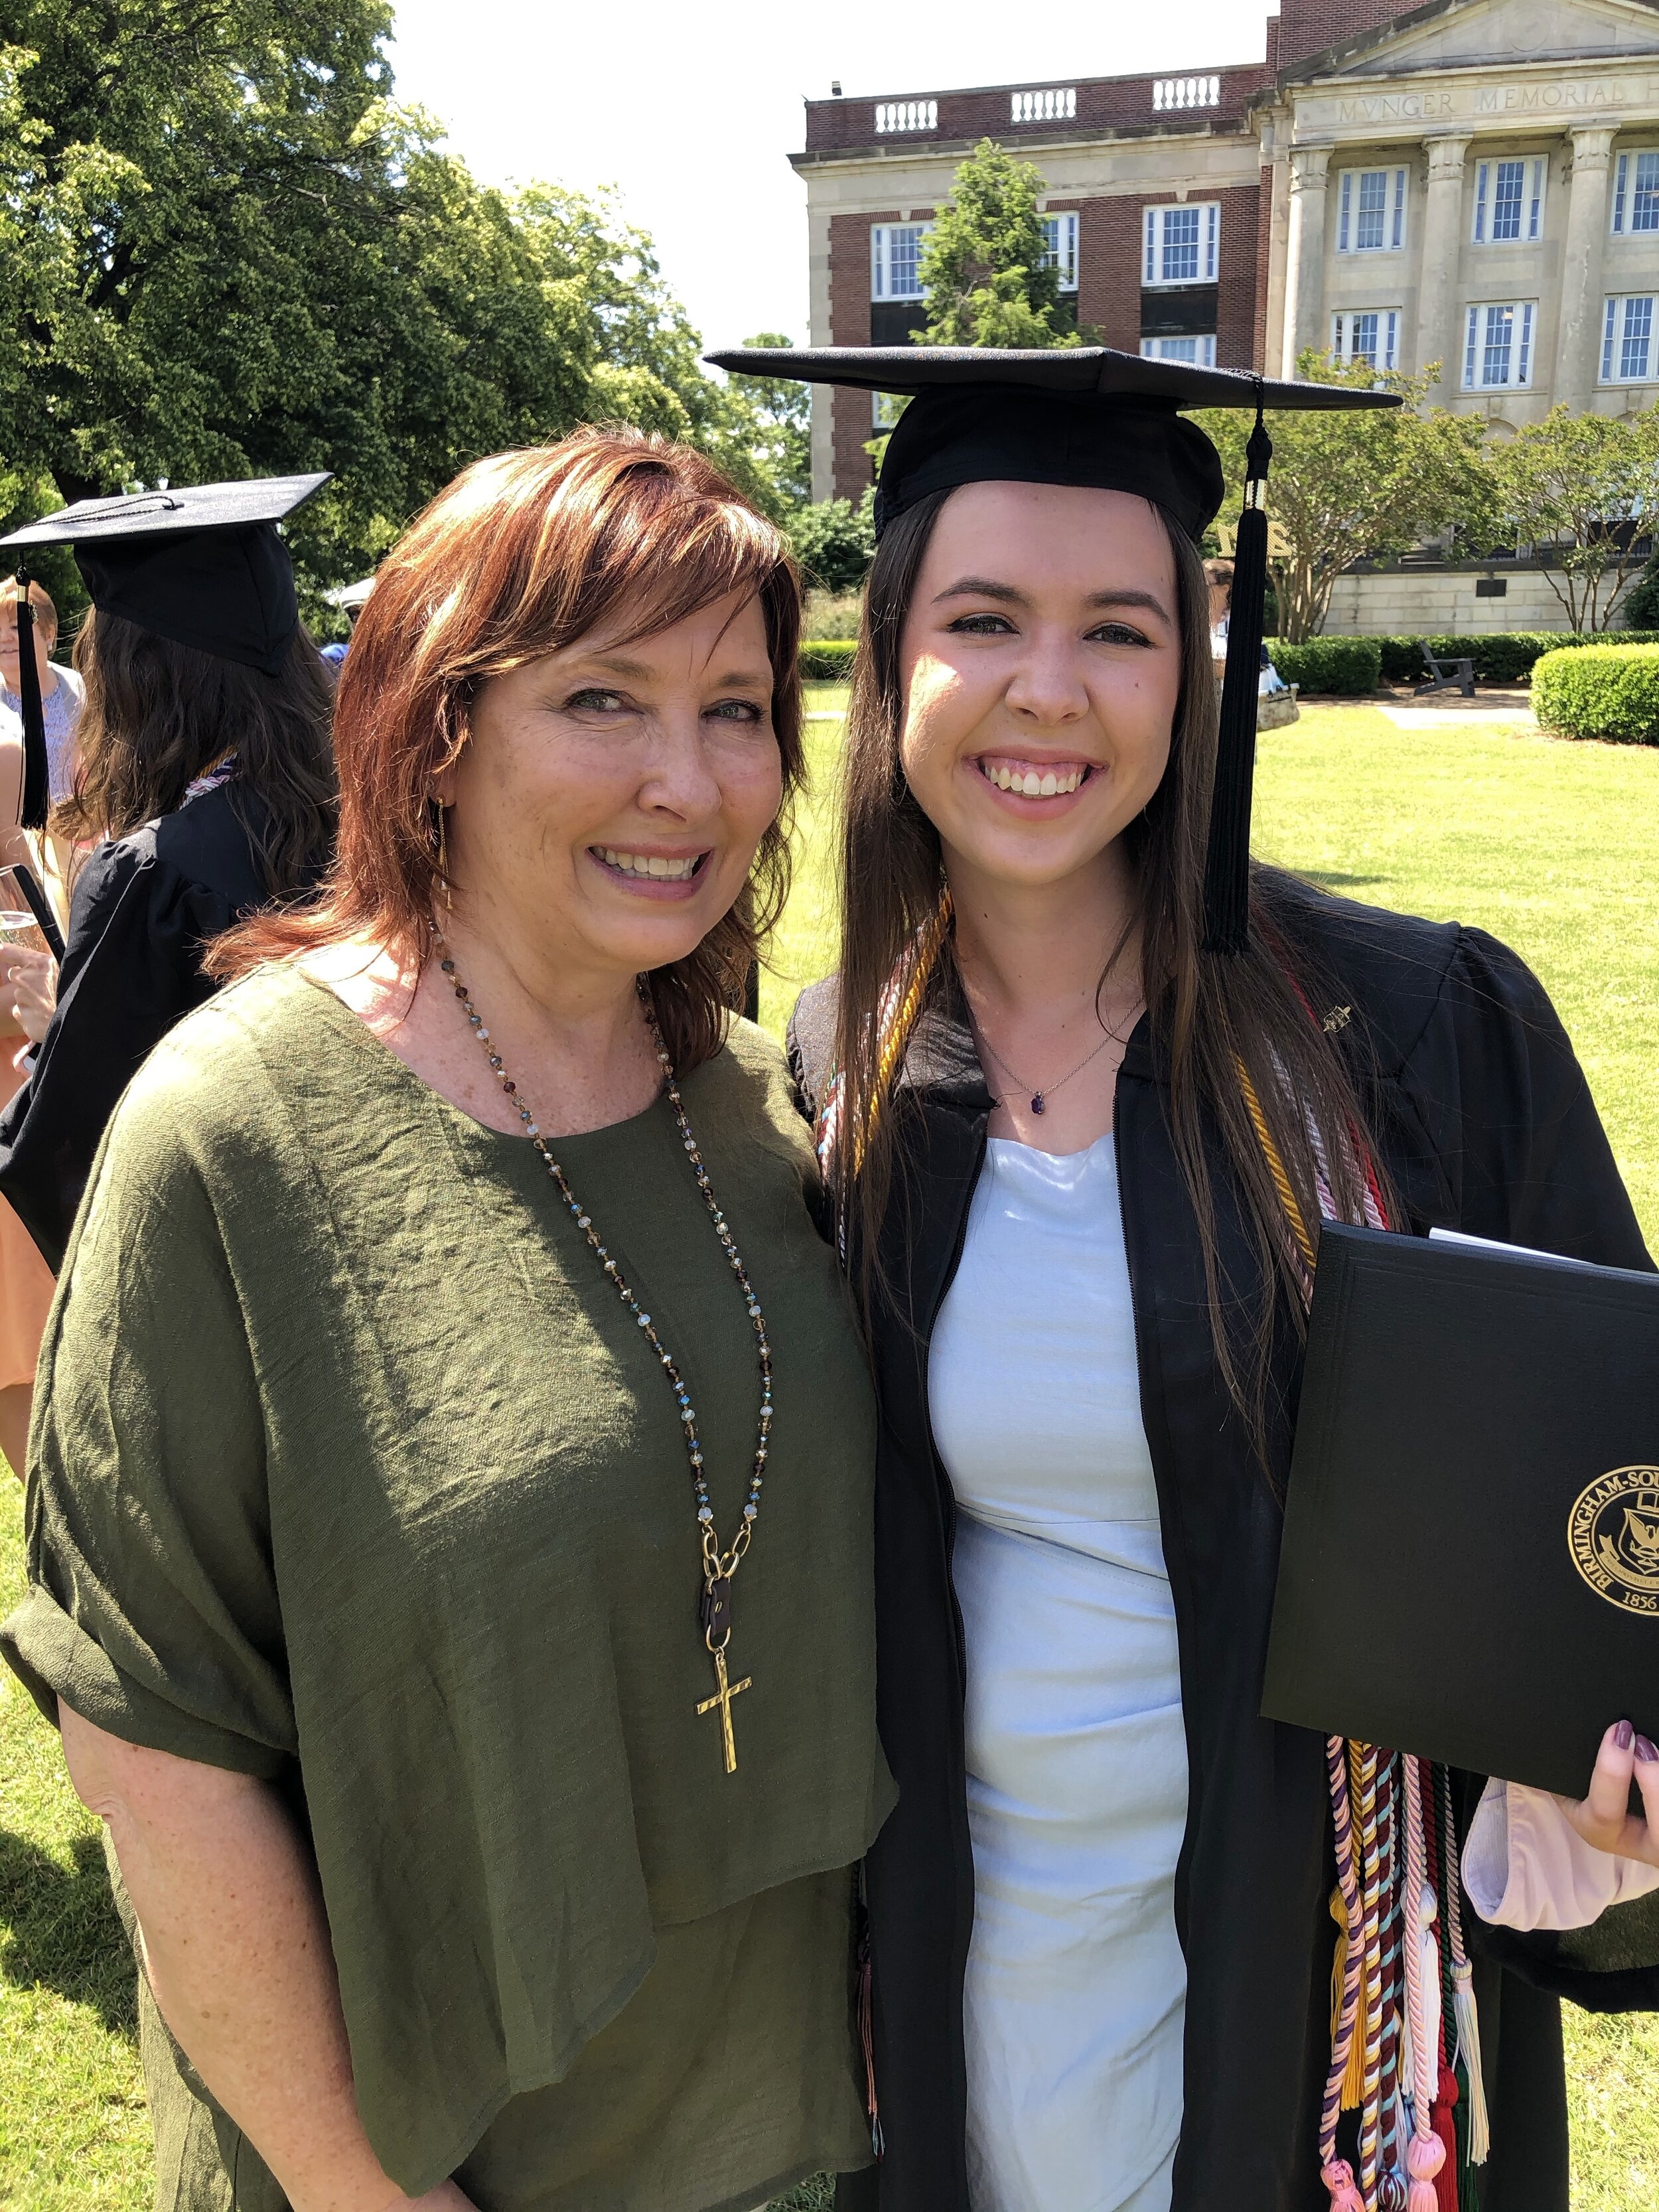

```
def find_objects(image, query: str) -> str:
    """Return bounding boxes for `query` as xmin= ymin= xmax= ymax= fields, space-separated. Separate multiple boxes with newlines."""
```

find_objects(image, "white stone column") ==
xmin=1417 ymin=133 xmax=1472 ymax=405
xmin=1555 ymin=126 xmax=1617 ymax=413
xmin=1261 ymin=115 xmax=1293 ymax=377
xmin=1283 ymin=143 xmax=1333 ymax=367
xmin=806 ymin=203 xmax=835 ymax=502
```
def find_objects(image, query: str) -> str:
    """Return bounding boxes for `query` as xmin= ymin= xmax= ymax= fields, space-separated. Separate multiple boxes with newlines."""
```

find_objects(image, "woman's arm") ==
xmin=60 ymin=1708 xmax=474 ymax=2212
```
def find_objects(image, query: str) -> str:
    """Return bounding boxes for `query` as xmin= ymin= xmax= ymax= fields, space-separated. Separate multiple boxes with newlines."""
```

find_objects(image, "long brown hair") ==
xmin=59 ymin=611 xmax=337 ymax=894
xmin=209 ymin=428 xmax=803 ymax=1076
xmin=832 ymin=488 xmax=1394 ymax=1443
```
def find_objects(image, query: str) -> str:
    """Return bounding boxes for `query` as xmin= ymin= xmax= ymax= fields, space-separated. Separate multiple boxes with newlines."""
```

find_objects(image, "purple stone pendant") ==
xmin=1030 ymin=1092 xmax=1045 ymax=1114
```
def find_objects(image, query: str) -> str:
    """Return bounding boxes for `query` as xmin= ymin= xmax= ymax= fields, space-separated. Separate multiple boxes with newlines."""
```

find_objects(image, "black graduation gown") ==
xmin=788 ymin=877 xmax=1659 ymax=2212
xmin=0 ymin=784 xmax=279 ymax=1273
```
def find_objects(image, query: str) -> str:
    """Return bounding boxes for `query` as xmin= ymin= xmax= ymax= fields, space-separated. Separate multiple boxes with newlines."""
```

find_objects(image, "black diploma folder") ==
xmin=1262 ymin=1222 xmax=1659 ymax=1798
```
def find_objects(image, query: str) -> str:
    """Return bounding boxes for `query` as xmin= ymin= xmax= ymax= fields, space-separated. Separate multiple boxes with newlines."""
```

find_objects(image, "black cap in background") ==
xmin=1 ymin=473 xmax=331 ymax=677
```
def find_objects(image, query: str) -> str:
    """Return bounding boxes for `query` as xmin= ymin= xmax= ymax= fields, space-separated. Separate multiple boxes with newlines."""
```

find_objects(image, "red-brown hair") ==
xmin=210 ymin=427 xmax=804 ymax=1071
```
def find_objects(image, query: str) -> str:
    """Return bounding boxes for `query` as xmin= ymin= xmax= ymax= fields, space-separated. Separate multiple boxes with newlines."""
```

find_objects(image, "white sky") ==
xmin=386 ymin=1 xmax=1273 ymax=354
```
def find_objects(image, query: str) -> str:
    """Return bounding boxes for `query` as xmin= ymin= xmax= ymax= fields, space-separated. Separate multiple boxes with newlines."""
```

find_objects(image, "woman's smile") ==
xmin=587 ymin=844 xmax=713 ymax=895
xmin=972 ymin=754 xmax=1095 ymax=806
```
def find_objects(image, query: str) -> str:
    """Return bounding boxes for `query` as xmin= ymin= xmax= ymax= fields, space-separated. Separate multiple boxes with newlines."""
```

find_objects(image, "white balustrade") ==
xmin=875 ymin=100 xmax=938 ymax=135
xmin=1152 ymin=76 xmax=1220 ymax=111
xmin=1012 ymin=88 xmax=1076 ymax=124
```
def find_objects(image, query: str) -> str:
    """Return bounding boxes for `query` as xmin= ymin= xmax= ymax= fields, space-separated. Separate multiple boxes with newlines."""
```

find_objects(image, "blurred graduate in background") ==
xmin=0 ymin=477 xmax=338 ymax=1293
xmin=0 ymin=578 xmax=78 ymax=1473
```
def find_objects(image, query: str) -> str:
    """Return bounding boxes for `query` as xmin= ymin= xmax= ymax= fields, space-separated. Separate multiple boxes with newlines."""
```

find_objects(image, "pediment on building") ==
xmin=1287 ymin=0 xmax=1659 ymax=84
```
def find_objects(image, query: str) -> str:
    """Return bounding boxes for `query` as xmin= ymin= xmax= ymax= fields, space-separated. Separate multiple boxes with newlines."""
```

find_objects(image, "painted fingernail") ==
xmin=1615 ymin=1719 xmax=1635 ymax=1749
xmin=1636 ymin=1735 xmax=1658 ymax=1763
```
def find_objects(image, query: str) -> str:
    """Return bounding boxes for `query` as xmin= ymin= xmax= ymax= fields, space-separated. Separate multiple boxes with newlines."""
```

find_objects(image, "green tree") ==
xmin=1619 ymin=545 xmax=1659 ymax=628
xmin=1198 ymin=353 xmax=1495 ymax=643
xmin=0 ymin=0 xmax=801 ymax=602
xmin=1487 ymin=406 xmax=1659 ymax=632
xmin=790 ymin=491 xmax=877 ymax=593
xmin=723 ymin=336 xmax=810 ymax=513
xmin=918 ymin=139 xmax=1082 ymax=350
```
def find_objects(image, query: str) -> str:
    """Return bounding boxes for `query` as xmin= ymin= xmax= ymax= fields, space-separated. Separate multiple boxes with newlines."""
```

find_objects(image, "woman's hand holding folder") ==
xmin=1561 ymin=1719 xmax=1659 ymax=1867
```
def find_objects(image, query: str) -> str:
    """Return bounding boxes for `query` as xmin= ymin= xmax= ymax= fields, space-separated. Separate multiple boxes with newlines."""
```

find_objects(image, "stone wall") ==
xmin=828 ymin=210 xmax=888 ymax=502
xmin=802 ymin=64 xmax=1274 ymax=156
xmin=1323 ymin=565 xmax=1637 ymax=634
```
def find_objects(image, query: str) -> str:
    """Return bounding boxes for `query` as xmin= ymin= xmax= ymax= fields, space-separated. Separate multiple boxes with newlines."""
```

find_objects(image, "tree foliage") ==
xmin=0 ymin=0 xmax=796 ymax=613
xmin=723 ymin=336 xmax=810 ymax=513
xmin=1198 ymin=354 xmax=1494 ymax=644
xmin=1486 ymin=406 xmax=1659 ymax=632
xmin=789 ymin=490 xmax=877 ymax=594
xmin=919 ymin=139 xmax=1082 ymax=350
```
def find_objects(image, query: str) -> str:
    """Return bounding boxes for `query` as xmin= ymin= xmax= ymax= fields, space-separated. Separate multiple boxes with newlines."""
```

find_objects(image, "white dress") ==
xmin=929 ymin=1134 xmax=1189 ymax=2212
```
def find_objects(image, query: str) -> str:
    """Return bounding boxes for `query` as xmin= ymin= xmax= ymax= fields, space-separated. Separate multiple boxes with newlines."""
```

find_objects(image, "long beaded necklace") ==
xmin=435 ymin=930 xmax=772 ymax=1776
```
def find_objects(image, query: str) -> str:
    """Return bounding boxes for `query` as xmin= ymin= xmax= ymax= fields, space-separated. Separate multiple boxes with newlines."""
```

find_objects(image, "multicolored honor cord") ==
xmin=1238 ymin=1053 xmax=1488 ymax=2212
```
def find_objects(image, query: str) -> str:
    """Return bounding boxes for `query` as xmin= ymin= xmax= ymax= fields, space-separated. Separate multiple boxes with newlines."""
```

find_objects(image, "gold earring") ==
xmin=435 ymin=803 xmax=453 ymax=913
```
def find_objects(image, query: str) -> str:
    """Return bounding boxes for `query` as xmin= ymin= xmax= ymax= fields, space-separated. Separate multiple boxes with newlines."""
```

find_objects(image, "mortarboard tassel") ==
xmin=12 ymin=573 xmax=51 ymax=832
xmin=1202 ymin=394 xmax=1272 ymax=956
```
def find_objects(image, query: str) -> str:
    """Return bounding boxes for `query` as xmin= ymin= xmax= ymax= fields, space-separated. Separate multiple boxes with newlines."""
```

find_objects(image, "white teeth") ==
xmin=979 ymin=761 xmax=1085 ymax=798
xmin=599 ymin=848 xmax=698 ymax=880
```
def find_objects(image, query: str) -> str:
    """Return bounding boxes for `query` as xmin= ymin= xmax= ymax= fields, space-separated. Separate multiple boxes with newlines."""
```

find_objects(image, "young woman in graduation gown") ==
xmin=0 ymin=479 xmax=337 ymax=1272
xmin=2 ymin=429 xmax=892 ymax=2212
xmin=757 ymin=348 xmax=1659 ymax=2212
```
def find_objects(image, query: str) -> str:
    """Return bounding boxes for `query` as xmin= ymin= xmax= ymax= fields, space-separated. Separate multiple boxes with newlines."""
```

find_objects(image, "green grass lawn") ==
xmin=3 ymin=691 xmax=1657 ymax=2207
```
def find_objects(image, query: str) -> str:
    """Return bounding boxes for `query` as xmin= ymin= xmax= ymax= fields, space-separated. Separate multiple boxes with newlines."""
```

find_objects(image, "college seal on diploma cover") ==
xmin=1569 ymin=1468 xmax=1659 ymax=1615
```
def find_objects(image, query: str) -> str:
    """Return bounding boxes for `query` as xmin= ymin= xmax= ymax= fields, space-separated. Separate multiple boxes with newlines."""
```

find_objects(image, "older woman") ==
xmin=2 ymin=429 xmax=891 ymax=2212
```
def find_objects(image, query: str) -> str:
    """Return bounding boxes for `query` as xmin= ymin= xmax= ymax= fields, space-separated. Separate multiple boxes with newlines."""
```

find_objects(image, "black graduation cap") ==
xmin=0 ymin=473 xmax=328 ymax=832
xmin=707 ymin=346 xmax=1398 ymax=955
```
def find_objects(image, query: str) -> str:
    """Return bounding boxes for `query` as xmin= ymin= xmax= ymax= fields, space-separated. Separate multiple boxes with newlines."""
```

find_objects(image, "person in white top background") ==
xmin=0 ymin=577 xmax=74 ymax=1473
xmin=1 ymin=573 xmax=84 ymax=805
xmin=770 ymin=344 xmax=1659 ymax=2212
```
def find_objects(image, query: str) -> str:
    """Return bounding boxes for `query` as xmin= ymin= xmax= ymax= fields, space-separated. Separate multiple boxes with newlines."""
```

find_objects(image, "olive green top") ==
xmin=3 ymin=966 xmax=893 ymax=2207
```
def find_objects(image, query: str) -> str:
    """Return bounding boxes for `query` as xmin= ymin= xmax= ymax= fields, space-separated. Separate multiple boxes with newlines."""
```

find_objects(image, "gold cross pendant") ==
xmin=695 ymin=1645 xmax=753 ymax=1775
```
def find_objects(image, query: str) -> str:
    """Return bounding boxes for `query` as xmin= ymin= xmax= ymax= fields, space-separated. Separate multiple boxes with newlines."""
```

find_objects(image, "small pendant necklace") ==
xmin=435 ymin=932 xmax=772 ymax=1777
xmin=977 ymin=1020 xmax=1120 ymax=1118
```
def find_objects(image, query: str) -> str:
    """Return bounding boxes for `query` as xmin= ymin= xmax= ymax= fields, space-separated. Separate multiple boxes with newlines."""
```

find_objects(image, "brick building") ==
xmin=795 ymin=0 xmax=1659 ymax=502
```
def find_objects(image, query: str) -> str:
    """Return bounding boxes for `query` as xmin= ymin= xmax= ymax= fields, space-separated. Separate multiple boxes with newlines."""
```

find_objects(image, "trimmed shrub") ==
xmin=802 ymin=588 xmax=864 ymax=641
xmin=1265 ymin=636 xmax=1381 ymax=696
xmin=1532 ymin=644 xmax=1659 ymax=743
xmin=1371 ymin=631 xmax=1659 ymax=686
xmin=800 ymin=640 xmax=857 ymax=682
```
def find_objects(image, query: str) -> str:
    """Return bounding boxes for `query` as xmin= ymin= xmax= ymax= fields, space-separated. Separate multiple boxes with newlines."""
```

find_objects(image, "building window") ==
xmin=1013 ymin=87 xmax=1075 ymax=123
xmin=1140 ymin=334 xmax=1217 ymax=367
xmin=1473 ymin=157 xmax=1546 ymax=243
xmin=1143 ymin=202 xmax=1219 ymax=287
xmin=1042 ymin=212 xmax=1079 ymax=292
xmin=875 ymin=100 xmax=936 ymax=135
xmin=1612 ymin=149 xmax=1659 ymax=234
xmin=871 ymin=224 xmax=930 ymax=302
xmin=1331 ymin=309 xmax=1400 ymax=370
xmin=1336 ymin=168 xmax=1407 ymax=254
xmin=1463 ymin=301 xmax=1536 ymax=389
xmin=1602 ymin=294 xmax=1656 ymax=383
xmin=873 ymin=391 xmax=908 ymax=429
